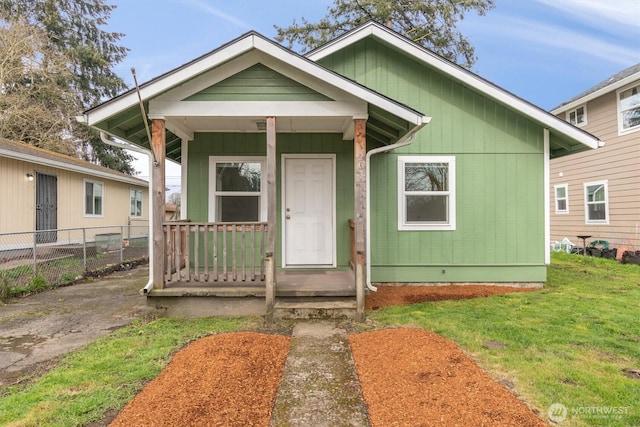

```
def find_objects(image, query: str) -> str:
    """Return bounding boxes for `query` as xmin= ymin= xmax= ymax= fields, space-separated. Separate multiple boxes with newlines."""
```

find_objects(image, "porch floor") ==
xmin=151 ymin=269 xmax=355 ymax=298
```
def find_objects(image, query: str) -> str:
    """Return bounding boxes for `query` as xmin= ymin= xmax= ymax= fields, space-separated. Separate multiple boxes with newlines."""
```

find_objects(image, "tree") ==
xmin=0 ymin=0 xmax=136 ymax=174
xmin=0 ymin=22 xmax=79 ymax=155
xmin=275 ymin=0 xmax=494 ymax=68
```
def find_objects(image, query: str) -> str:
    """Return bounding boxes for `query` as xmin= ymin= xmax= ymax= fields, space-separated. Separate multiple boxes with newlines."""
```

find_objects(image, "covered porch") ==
xmin=80 ymin=31 xmax=428 ymax=320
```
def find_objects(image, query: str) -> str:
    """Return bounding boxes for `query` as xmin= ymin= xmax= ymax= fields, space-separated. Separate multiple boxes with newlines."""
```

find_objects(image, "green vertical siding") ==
xmin=184 ymin=64 xmax=331 ymax=101
xmin=186 ymin=132 xmax=354 ymax=269
xmin=320 ymin=38 xmax=547 ymax=282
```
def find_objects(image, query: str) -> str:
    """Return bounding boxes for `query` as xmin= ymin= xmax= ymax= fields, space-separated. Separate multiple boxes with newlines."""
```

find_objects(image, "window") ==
xmin=566 ymin=105 xmax=587 ymax=127
xmin=209 ymin=157 xmax=266 ymax=222
xmin=618 ymin=83 xmax=640 ymax=134
xmin=554 ymin=184 xmax=569 ymax=214
xmin=84 ymin=180 xmax=103 ymax=216
xmin=398 ymin=156 xmax=456 ymax=230
xmin=584 ymin=180 xmax=608 ymax=224
xmin=130 ymin=188 xmax=143 ymax=217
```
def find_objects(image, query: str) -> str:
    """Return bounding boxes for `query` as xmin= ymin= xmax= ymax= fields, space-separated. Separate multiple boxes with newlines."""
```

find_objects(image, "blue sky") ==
xmin=107 ymin=0 xmax=639 ymax=181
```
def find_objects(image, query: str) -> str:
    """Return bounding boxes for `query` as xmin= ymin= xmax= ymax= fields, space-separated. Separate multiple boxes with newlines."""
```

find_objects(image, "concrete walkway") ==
xmin=271 ymin=321 xmax=370 ymax=427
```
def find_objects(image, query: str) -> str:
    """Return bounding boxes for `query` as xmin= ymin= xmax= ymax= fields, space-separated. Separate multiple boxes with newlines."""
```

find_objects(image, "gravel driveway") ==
xmin=0 ymin=266 xmax=151 ymax=387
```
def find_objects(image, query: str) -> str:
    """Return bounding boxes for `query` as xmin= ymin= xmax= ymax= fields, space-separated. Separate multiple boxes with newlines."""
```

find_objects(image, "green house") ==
xmin=81 ymin=22 xmax=600 ymax=320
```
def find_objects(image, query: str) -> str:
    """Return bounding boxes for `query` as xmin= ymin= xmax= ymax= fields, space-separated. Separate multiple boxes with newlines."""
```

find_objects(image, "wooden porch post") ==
xmin=265 ymin=116 xmax=276 ymax=322
xmin=151 ymin=118 xmax=166 ymax=289
xmin=354 ymin=118 xmax=367 ymax=322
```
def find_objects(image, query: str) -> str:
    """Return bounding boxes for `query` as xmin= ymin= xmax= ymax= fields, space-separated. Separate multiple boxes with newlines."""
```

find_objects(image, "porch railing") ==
xmin=163 ymin=222 xmax=267 ymax=284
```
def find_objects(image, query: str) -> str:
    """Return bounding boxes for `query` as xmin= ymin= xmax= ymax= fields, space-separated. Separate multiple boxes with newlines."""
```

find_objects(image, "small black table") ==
xmin=577 ymin=235 xmax=592 ymax=255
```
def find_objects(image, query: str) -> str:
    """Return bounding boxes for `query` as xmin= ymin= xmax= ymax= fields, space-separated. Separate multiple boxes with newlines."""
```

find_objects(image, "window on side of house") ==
xmin=584 ymin=180 xmax=608 ymax=224
xmin=554 ymin=184 xmax=569 ymax=214
xmin=618 ymin=83 xmax=640 ymax=134
xmin=84 ymin=180 xmax=104 ymax=216
xmin=130 ymin=188 xmax=143 ymax=217
xmin=398 ymin=156 xmax=456 ymax=231
xmin=566 ymin=105 xmax=587 ymax=127
xmin=209 ymin=157 xmax=266 ymax=222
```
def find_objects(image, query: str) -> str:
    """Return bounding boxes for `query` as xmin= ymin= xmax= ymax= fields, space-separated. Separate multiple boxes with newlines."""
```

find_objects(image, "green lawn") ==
xmin=370 ymin=252 xmax=640 ymax=426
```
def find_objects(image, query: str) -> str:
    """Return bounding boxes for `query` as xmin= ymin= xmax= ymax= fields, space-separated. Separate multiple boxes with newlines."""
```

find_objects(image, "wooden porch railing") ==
xmin=163 ymin=222 xmax=268 ymax=284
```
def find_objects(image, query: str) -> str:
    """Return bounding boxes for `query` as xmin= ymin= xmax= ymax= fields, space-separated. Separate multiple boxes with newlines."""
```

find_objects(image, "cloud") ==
xmin=181 ymin=0 xmax=251 ymax=29
xmin=496 ymin=17 xmax=639 ymax=66
xmin=535 ymin=0 xmax=640 ymax=32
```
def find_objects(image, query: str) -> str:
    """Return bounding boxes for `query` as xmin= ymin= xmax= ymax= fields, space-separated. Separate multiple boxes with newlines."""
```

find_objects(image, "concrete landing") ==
xmin=271 ymin=321 xmax=370 ymax=426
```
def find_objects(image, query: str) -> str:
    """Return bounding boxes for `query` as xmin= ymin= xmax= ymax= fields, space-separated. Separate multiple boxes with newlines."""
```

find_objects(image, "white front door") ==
xmin=283 ymin=156 xmax=335 ymax=267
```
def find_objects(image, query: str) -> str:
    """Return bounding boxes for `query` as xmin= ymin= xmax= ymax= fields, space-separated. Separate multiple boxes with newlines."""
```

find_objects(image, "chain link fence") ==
xmin=0 ymin=223 xmax=149 ymax=299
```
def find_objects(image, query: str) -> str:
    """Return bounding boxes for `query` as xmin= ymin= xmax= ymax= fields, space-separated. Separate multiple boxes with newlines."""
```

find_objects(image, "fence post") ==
xmin=32 ymin=231 xmax=37 ymax=276
xmin=120 ymin=226 xmax=124 ymax=263
xmin=82 ymin=228 xmax=87 ymax=271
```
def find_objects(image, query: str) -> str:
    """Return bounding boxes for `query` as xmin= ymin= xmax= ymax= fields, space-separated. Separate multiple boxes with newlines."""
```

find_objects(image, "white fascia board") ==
xmin=84 ymin=36 xmax=256 ymax=125
xmin=308 ymin=23 xmax=598 ymax=150
xmin=252 ymin=37 xmax=427 ymax=125
xmin=0 ymin=148 xmax=148 ymax=187
xmin=149 ymin=100 xmax=369 ymax=117
xmin=550 ymin=72 xmax=640 ymax=115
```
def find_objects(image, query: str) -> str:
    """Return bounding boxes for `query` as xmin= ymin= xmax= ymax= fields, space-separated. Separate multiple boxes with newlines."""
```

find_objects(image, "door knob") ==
xmin=286 ymin=215 xmax=291 ymax=219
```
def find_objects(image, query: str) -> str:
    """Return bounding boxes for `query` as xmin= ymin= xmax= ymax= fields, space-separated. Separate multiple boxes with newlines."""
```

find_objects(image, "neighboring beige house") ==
xmin=550 ymin=63 xmax=640 ymax=254
xmin=0 ymin=137 xmax=149 ymax=245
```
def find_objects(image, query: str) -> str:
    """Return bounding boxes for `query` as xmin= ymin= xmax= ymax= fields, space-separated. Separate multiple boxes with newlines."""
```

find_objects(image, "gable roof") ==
xmin=0 ymin=137 xmax=148 ymax=187
xmin=80 ymin=30 xmax=430 ymax=161
xmin=551 ymin=63 xmax=640 ymax=114
xmin=307 ymin=21 xmax=601 ymax=156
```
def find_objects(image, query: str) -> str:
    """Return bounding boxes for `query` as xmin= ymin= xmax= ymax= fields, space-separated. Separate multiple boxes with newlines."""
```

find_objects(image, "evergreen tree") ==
xmin=0 ymin=0 xmax=136 ymax=174
xmin=275 ymin=0 xmax=494 ymax=68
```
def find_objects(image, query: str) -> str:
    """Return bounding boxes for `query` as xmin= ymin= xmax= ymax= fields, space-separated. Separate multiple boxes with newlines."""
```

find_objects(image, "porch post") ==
xmin=265 ymin=116 xmax=276 ymax=321
xmin=151 ymin=118 xmax=166 ymax=289
xmin=354 ymin=118 xmax=367 ymax=322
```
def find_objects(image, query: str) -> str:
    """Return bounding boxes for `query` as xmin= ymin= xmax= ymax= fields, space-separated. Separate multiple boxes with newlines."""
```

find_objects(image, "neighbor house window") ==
xmin=398 ymin=156 xmax=456 ymax=231
xmin=84 ymin=180 xmax=103 ymax=216
xmin=618 ymin=83 xmax=640 ymax=134
xmin=566 ymin=105 xmax=587 ymax=127
xmin=554 ymin=184 xmax=569 ymax=214
xmin=584 ymin=180 xmax=609 ymax=224
xmin=130 ymin=188 xmax=143 ymax=217
xmin=209 ymin=157 xmax=266 ymax=222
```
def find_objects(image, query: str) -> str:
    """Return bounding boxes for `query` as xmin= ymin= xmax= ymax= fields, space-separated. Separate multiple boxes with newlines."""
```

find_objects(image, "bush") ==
xmin=31 ymin=275 xmax=47 ymax=293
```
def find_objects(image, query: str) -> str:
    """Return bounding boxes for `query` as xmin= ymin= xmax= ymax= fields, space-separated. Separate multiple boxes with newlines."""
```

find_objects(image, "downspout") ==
xmin=98 ymin=131 xmax=156 ymax=294
xmin=365 ymin=117 xmax=430 ymax=292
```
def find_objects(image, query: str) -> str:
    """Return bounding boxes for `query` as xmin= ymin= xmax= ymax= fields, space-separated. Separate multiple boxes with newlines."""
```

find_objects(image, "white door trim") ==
xmin=281 ymin=153 xmax=337 ymax=268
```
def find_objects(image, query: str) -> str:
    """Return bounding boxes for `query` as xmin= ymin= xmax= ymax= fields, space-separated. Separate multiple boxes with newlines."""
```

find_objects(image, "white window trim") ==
xmin=83 ymin=179 xmax=104 ymax=218
xmin=130 ymin=187 xmax=143 ymax=218
xmin=583 ymin=180 xmax=609 ymax=225
xmin=565 ymin=104 xmax=587 ymax=127
xmin=554 ymin=183 xmax=569 ymax=214
xmin=617 ymin=82 xmax=640 ymax=135
xmin=208 ymin=156 xmax=267 ymax=223
xmin=397 ymin=155 xmax=456 ymax=231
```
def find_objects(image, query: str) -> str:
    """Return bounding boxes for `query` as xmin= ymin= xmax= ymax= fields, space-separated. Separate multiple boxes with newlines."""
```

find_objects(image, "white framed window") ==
xmin=84 ymin=180 xmax=104 ymax=217
xmin=398 ymin=156 xmax=456 ymax=231
xmin=617 ymin=83 xmax=640 ymax=134
xmin=554 ymin=184 xmax=569 ymax=214
xmin=130 ymin=188 xmax=143 ymax=217
xmin=566 ymin=105 xmax=587 ymax=127
xmin=584 ymin=180 xmax=609 ymax=224
xmin=208 ymin=157 xmax=266 ymax=222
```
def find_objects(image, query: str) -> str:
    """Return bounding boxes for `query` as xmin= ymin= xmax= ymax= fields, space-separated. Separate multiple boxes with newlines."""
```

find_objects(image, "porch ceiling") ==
xmin=90 ymin=102 xmax=415 ymax=163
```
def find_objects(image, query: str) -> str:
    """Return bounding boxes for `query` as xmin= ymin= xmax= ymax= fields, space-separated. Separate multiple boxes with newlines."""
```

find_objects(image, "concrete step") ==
xmin=274 ymin=297 xmax=357 ymax=320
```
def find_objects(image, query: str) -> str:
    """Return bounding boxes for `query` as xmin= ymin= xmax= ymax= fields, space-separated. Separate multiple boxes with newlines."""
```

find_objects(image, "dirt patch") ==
xmin=366 ymin=285 xmax=537 ymax=310
xmin=350 ymin=328 xmax=545 ymax=426
xmin=109 ymin=332 xmax=290 ymax=427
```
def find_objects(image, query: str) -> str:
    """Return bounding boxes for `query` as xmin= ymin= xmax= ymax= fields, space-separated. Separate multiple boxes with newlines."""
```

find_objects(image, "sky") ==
xmin=105 ymin=0 xmax=640 ymax=188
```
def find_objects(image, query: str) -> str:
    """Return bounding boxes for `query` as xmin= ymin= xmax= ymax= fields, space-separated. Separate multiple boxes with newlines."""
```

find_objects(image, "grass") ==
xmin=0 ymin=316 xmax=250 ymax=426
xmin=369 ymin=252 xmax=640 ymax=426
